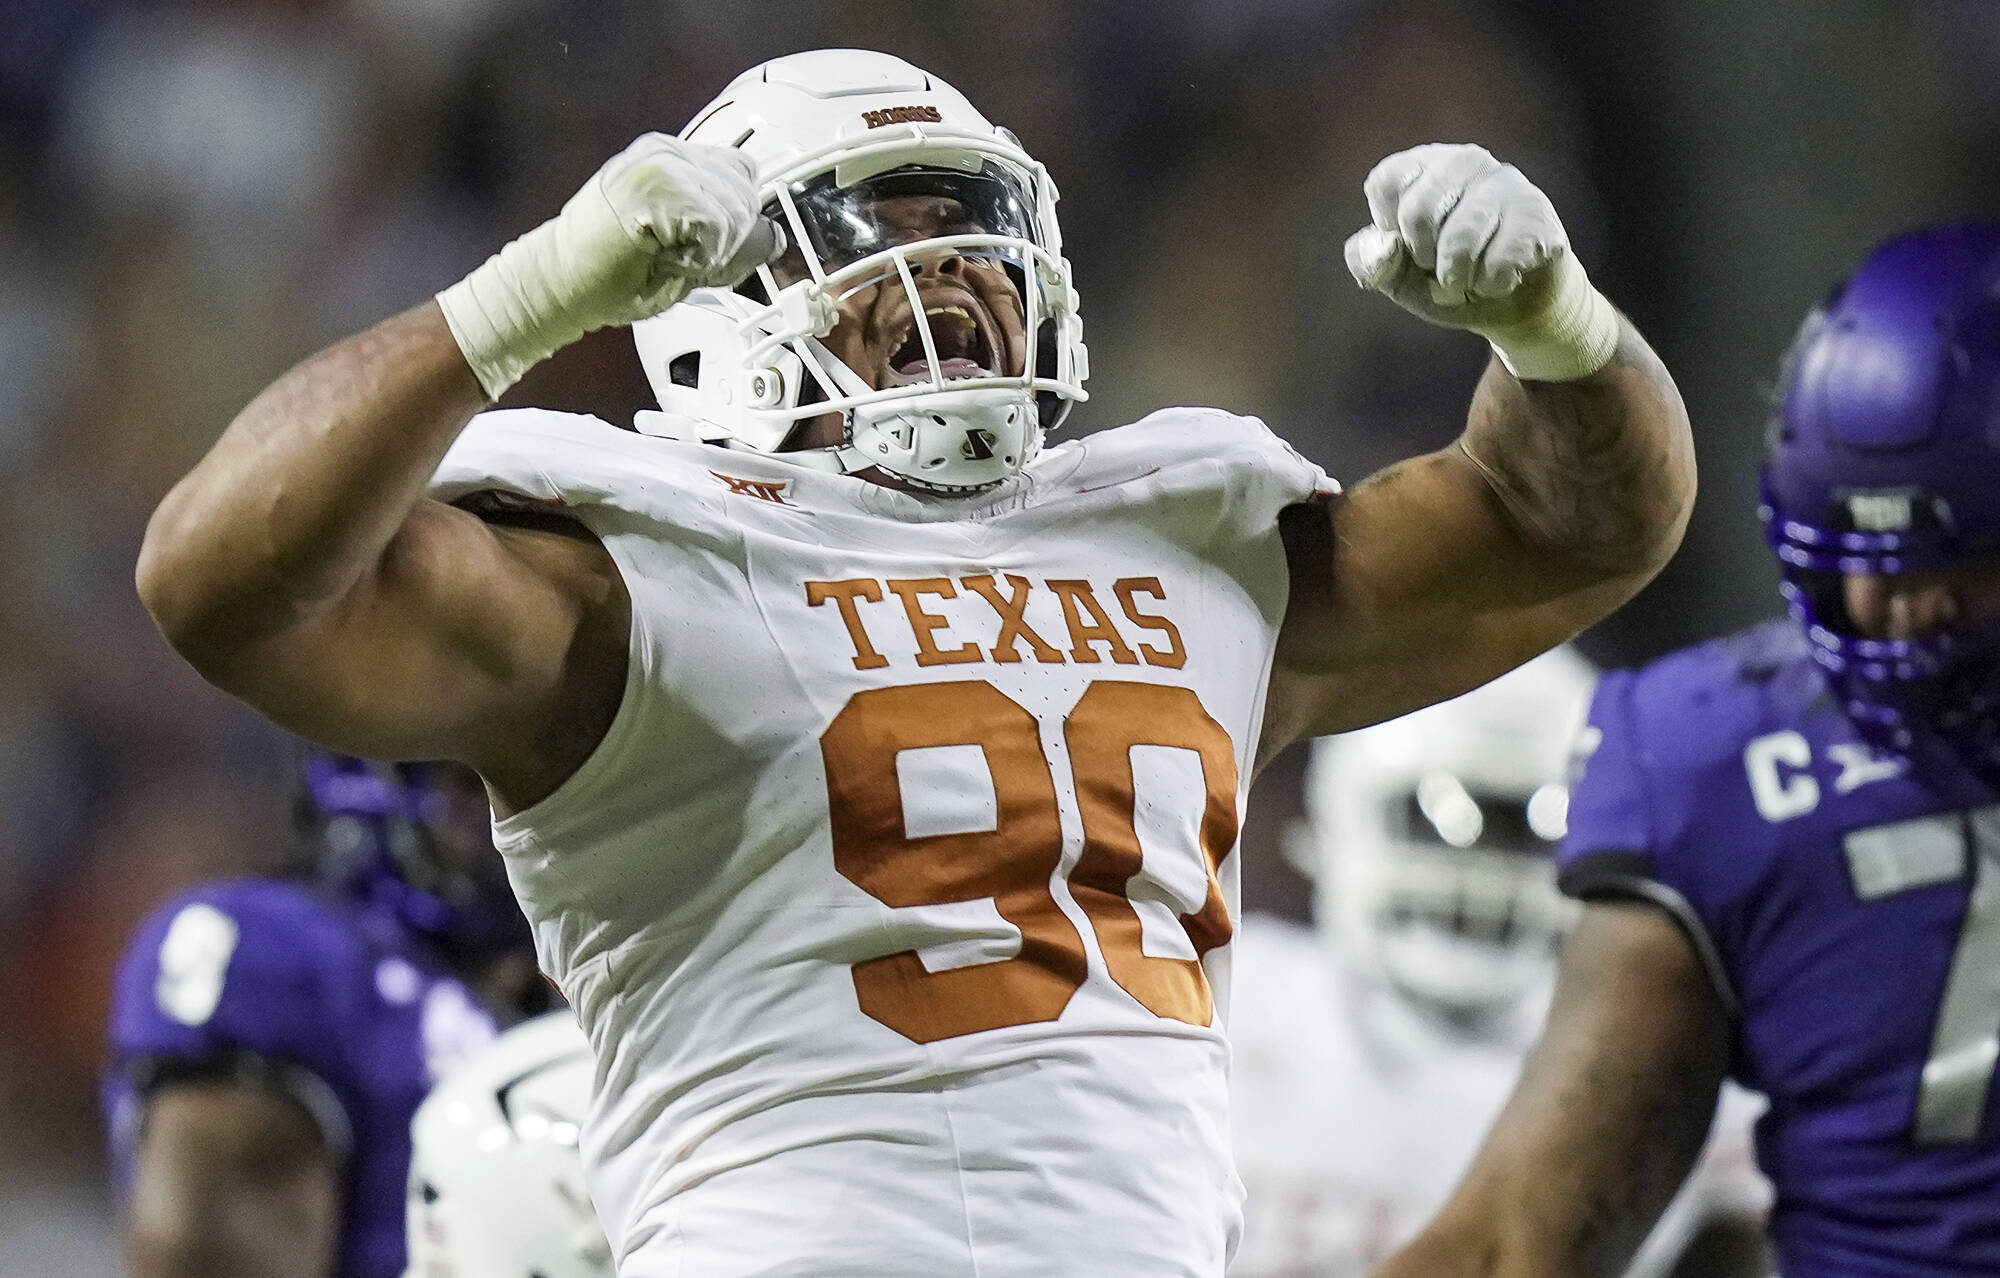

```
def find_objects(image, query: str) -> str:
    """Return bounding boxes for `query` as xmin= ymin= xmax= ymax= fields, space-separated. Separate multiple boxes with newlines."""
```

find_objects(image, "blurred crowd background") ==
xmin=2 ymin=0 xmax=1997 ymax=1268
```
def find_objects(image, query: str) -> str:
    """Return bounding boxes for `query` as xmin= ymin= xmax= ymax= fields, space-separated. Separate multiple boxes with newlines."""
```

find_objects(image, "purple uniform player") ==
xmin=105 ymin=755 xmax=536 ymax=1278
xmin=1567 ymin=619 xmax=1999 ymax=1272
xmin=1379 ymin=224 xmax=2000 ymax=1278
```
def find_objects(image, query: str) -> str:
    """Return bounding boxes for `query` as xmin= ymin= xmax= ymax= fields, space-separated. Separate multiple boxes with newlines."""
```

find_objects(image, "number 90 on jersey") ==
xmin=820 ymin=678 xmax=1239 ymax=1043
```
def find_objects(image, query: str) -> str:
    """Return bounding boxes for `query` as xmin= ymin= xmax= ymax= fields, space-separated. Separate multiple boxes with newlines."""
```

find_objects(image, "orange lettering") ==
xmin=963 ymin=574 xmax=1064 ymax=664
xmin=1113 ymin=578 xmax=1187 ymax=669
xmin=886 ymin=578 xmax=983 ymax=667
xmin=1047 ymin=580 xmax=1139 ymax=665
xmin=806 ymin=579 xmax=890 ymax=670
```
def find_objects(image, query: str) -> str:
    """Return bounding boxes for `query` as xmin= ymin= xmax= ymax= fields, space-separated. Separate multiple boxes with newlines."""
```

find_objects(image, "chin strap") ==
xmin=638 ymin=331 xmax=1033 ymax=492
xmin=793 ymin=337 xmax=884 ymax=478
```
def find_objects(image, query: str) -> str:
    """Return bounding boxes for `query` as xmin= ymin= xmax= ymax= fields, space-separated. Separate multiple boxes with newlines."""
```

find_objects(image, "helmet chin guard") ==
xmin=849 ymin=383 xmax=1041 ymax=493
xmin=630 ymin=50 xmax=1088 ymax=495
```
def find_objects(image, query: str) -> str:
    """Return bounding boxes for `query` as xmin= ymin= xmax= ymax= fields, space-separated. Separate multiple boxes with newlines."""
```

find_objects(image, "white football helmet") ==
xmin=403 ymin=1014 xmax=609 ymax=1278
xmin=631 ymin=49 xmax=1088 ymax=494
xmin=1296 ymin=647 xmax=1597 ymax=1016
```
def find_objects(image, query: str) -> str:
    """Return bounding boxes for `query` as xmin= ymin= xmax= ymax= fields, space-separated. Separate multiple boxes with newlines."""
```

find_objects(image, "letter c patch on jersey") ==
xmin=1744 ymin=730 xmax=1820 ymax=822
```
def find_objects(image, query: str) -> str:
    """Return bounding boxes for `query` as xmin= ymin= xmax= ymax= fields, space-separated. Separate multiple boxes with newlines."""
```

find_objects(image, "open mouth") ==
xmin=886 ymin=302 xmax=997 ymax=385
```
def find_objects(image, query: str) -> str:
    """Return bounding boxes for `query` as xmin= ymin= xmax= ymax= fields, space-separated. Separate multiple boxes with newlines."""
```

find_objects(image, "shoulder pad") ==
xmin=1060 ymin=408 xmax=1337 ymax=536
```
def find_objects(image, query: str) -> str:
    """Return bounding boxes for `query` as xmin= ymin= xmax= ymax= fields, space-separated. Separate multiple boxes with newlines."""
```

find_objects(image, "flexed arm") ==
xmin=136 ymin=137 xmax=769 ymax=798
xmin=1347 ymin=145 xmax=1692 ymax=562
xmin=1369 ymin=903 xmax=1736 ymax=1278
xmin=138 ymin=306 xmax=486 ymax=666
xmin=1265 ymin=145 xmax=1693 ymax=751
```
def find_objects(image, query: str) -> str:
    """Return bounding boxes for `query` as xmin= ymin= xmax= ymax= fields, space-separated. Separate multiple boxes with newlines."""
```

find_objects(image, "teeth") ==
xmin=925 ymin=305 xmax=972 ymax=319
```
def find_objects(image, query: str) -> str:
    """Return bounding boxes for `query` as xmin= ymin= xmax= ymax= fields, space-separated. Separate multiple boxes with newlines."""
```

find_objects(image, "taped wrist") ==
xmin=1480 ymin=250 xmax=1621 ymax=383
xmin=436 ymin=228 xmax=594 ymax=401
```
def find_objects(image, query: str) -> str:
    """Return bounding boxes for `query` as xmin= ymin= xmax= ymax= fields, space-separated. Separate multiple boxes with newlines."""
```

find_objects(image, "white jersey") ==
xmin=429 ymin=407 xmax=1334 ymax=1277
xmin=1227 ymin=917 xmax=1772 ymax=1278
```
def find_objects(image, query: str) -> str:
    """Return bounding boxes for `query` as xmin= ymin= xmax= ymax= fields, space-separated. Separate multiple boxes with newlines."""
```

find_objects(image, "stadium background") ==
xmin=1 ymin=0 xmax=1995 ymax=1267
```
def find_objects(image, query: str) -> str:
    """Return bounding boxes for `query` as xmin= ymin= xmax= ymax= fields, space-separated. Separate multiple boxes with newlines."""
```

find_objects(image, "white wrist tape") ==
xmin=437 ymin=234 xmax=596 ymax=401
xmin=1479 ymin=250 xmax=1621 ymax=383
xmin=433 ymin=134 xmax=768 ymax=400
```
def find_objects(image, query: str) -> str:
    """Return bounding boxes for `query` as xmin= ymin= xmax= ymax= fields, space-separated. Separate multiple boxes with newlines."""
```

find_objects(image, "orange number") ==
xmin=821 ymin=682 xmax=1088 ymax=1043
xmin=1066 ymin=681 xmax=1238 ymax=1026
xmin=820 ymin=679 xmax=1236 ymax=1042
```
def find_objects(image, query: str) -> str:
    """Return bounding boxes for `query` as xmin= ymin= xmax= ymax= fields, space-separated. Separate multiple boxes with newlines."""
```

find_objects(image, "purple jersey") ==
xmin=1560 ymin=620 xmax=2000 ymax=1276
xmin=104 ymin=878 xmax=497 ymax=1278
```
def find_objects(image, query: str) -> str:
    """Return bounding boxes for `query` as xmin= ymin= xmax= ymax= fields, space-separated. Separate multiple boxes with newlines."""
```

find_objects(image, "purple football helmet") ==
xmin=299 ymin=751 xmax=528 ymax=963
xmin=1762 ymin=222 xmax=2000 ymax=778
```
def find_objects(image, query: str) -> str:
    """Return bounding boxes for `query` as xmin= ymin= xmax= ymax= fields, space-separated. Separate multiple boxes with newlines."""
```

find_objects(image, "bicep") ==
xmin=1268 ymin=327 xmax=1692 ymax=744
xmin=126 ymin=1082 xmax=340 ymax=1278
xmin=1380 ymin=901 xmax=1731 ymax=1278
xmin=201 ymin=498 xmax=606 ymax=767
xmin=1265 ymin=445 xmax=1638 ymax=745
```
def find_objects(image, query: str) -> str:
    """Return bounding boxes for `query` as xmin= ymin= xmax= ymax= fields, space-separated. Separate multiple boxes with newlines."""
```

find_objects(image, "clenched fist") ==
xmin=439 ymin=134 xmax=780 ymax=399
xmin=1344 ymin=144 xmax=1620 ymax=383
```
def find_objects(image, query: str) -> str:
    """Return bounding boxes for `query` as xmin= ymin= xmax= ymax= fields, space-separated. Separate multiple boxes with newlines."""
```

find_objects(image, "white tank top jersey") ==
xmin=1227 ymin=917 xmax=1773 ymax=1278
xmin=428 ymin=406 xmax=1336 ymax=1278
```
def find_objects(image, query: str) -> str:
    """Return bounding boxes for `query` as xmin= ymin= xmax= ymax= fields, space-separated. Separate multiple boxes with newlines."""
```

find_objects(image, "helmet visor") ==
xmin=770 ymin=160 xmax=1041 ymax=285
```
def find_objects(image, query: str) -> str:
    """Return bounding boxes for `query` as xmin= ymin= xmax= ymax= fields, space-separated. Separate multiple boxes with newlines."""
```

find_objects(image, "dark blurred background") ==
xmin=1 ymin=0 xmax=1995 ymax=1266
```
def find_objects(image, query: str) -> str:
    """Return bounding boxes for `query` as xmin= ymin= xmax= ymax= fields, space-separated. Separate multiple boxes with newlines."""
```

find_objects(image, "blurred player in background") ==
xmin=1231 ymin=648 xmax=1771 ymax=1278
xmin=1376 ymin=223 xmax=2000 ymax=1278
xmin=403 ymin=1012 xmax=610 ymax=1278
xmin=134 ymin=47 xmax=1695 ymax=1276
xmin=105 ymin=754 xmax=542 ymax=1278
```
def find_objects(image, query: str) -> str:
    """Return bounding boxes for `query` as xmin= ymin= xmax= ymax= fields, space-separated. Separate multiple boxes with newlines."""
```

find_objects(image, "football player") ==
xmin=105 ymin=754 xmax=538 ymax=1278
xmin=134 ymin=49 xmax=1695 ymax=1276
xmin=1230 ymin=648 xmax=1771 ymax=1278
xmin=1374 ymin=223 xmax=2000 ymax=1278
xmin=403 ymin=1012 xmax=611 ymax=1278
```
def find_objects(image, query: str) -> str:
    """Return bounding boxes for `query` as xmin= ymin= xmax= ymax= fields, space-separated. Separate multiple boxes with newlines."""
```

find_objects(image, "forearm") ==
xmin=1373 ymin=1218 xmax=1506 ymax=1278
xmin=137 ymin=301 xmax=485 ymax=658
xmin=1372 ymin=1138 xmax=1693 ymax=1278
xmin=1458 ymin=317 xmax=1695 ymax=578
xmin=1372 ymin=905 xmax=1731 ymax=1278
xmin=1664 ymin=1212 xmax=1774 ymax=1278
xmin=1372 ymin=1169 xmax=1650 ymax=1278
xmin=139 ymin=134 xmax=765 ymax=668
xmin=1374 ymin=1219 xmax=1619 ymax=1278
